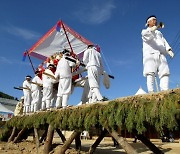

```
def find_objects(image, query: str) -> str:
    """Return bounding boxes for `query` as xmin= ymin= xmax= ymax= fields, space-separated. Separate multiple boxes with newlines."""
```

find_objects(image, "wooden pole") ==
xmin=8 ymin=127 xmax=17 ymax=142
xmin=43 ymin=125 xmax=54 ymax=154
xmin=34 ymin=128 xmax=40 ymax=154
xmin=107 ymin=129 xmax=138 ymax=154
xmin=58 ymin=130 xmax=81 ymax=154
xmin=26 ymin=50 xmax=36 ymax=73
xmin=56 ymin=129 xmax=66 ymax=143
xmin=13 ymin=128 xmax=27 ymax=143
xmin=40 ymin=126 xmax=48 ymax=143
xmin=75 ymin=133 xmax=81 ymax=151
xmin=89 ymin=129 xmax=108 ymax=154
xmin=133 ymin=130 xmax=164 ymax=154
xmin=61 ymin=21 xmax=74 ymax=54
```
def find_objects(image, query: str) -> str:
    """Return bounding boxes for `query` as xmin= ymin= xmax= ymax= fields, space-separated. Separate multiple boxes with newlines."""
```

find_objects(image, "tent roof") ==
xmin=135 ymin=87 xmax=147 ymax=95
xmin=28 ymin=20 xmax=93 ymax=60
xmin=0 ymin=103 xmax=14 ymax=113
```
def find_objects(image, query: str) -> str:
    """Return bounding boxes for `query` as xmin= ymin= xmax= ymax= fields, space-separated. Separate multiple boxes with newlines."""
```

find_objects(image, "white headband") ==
xmin=145 ymin=17 xmax=156 ymax=26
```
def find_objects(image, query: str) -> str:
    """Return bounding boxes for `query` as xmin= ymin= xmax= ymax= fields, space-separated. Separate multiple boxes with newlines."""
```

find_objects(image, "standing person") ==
xmin=55 ymin=49 xmax=77 ymax=108
xmin=22 ymin=75 xmax=32 ymax=113
xmin=141 ymin=15 xmax=174 ymax=93
xmin=42 ymin=64 xmax=56 ymax=110
xmin=83 ymin=44 xmax=104 ymax=103
xmin=31 ymin=70 xmax=43 ymax=112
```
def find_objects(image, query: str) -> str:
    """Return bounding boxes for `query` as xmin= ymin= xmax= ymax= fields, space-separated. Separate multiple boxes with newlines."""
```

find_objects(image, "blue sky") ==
xmin=0 ymin=0 xmax=180 ymax=105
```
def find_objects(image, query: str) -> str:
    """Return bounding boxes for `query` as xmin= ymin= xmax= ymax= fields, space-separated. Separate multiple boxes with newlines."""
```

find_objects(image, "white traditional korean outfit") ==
xmin=23 ymin=80 xmax=32 ymax=113
xmin=141 ymin=27 xmax=171 ymax=92
xmin=31 ymin=75 xmax=42 ymax=112
xmin=55 ymin=55 xmax=75 ymax=108
xmin=83 ymin=47 xmax=104 ymax=103
xmin=42 ymin=69 xmax=56 ymax=110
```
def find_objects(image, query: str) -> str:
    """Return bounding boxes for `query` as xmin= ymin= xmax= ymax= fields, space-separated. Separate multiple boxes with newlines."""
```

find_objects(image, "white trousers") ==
xmin=23 ymin=105 xmax=30 ymax=113
xmin=147 ymin=73 xmax=169 ymax=92
xmin=56 ymin=95 xmax=69 ymax=108
xmin=41 ymin=99 xmax=51 ymax=110
xmin=62 ymin=95 xmax=69 ymax=108
xmin=88 ymin=87 xmax=103 ymax=103
xmin=160 ymin=75 xmax=169 ymax=91
xmin=56 ymin=96 xmax=62 ymax=108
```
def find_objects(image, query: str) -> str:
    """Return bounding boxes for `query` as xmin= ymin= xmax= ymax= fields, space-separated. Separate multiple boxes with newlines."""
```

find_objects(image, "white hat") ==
xmin=145 ymin=15 xmax=156 ymax=27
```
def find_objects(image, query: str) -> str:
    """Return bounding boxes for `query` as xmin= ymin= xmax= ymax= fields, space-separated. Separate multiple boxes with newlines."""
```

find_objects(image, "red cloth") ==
xmin=38 ymin=65 xmax=45 ymax=80
xmin=53 ymin=59 xmax=59 ymax=66
xmin=72 ymin=66 xmax=79 ymax=81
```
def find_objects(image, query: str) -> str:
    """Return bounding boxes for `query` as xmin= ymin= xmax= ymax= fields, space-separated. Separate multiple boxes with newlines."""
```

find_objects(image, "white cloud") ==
xmin=75 ymin=0 xmax=116 ymax=24
xmin=0 ymin=56 xmax=30 ymax=66
xmin=0 ymin=57 xmax=12 ymax=64
xmin=2 ymin=25 xmax=41 ymax=40
xmin=112 ymin=59 xmax=131 ymax=66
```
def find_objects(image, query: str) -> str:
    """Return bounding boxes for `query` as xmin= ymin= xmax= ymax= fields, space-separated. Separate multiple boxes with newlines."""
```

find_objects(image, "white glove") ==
xmin=76 ymin=59 xmax=80 ymax=66
xmin=168 ymin=49 xmax=174 ymax=58
xmin=151 ymin=26 xmax=157 ymax=32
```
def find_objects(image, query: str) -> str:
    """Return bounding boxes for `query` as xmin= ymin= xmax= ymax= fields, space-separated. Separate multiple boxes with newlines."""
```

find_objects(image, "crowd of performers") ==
xmin=22 ymin=45 xmax=109 ymax=114
xmin=21 ymin=14 xmax=175 ymax=115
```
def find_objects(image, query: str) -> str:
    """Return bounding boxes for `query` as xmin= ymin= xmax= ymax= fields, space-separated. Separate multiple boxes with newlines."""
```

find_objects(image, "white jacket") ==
xmin=83 ymin=47 xmax=103 ymax=71
xmin=42 ymin=69 xmax=56 ymax=87
xmin=55 ymin=55 xmax=75 ymax=79
xmin=142 ymin=27 xmax=171 ymax=56
xmin=23 ymin=80 xmax=31 ymax=94
xmin=31 ymin=76 xmax=42 ymax=92
xmin=141 ymin=28 xmax=171 ymax=77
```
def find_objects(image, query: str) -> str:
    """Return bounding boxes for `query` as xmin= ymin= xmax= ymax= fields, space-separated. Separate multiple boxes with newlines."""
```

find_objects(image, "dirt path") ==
xmin=0 ymin=138 xmax=180 ymax=154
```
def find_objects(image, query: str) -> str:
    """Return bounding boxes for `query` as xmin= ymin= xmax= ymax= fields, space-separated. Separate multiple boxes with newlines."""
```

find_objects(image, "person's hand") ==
xmin=76 ymin=59 xmax=80 ymax=66
xmin=168 ymin=49 xmax=174 ymax=58
xmin=151 ymin=26 xmax=157 ymax=32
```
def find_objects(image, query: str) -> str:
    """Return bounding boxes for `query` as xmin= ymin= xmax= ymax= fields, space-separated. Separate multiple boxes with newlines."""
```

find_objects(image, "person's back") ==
xmin=56 ymin=55 xmax=74 ymax=79
xmin=83 ymin=45 xmax=104 ymax=103
xmin=83 ymin=47 xmax=102 ymax=68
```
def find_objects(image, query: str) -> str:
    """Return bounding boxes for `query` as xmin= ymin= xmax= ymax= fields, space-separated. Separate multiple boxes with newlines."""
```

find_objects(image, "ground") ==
xmin=0 ymin=137 xmax=180 ymax=154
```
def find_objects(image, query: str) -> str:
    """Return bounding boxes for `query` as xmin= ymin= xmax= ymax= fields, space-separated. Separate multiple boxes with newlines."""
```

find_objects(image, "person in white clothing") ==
xmin=141 ymin=15 xmax=174 ymax=93
xmin=83 ymin=45 xmax=104 ymax=103
xmin=55 ymin=49 xmax=76 ymax=108
xmin=42 ymin=64 xmax=57 ymax=110
xmin=31 ymin=70 xmax=43 ymax=112
xmin=22 ymin=75 xmax=32 ymax=113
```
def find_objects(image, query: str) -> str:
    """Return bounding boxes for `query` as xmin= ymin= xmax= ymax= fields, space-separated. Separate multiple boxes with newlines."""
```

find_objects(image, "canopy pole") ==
xmin=61 ymin=20 xmax=74 ymax=54
xmin=26 ymin=50 xmax=36 ymax=73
